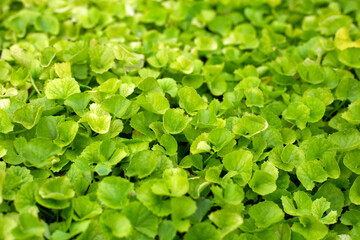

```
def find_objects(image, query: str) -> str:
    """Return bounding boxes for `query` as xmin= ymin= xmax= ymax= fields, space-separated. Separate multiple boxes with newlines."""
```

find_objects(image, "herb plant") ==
xmin=1 ymin=0 xmax=360 ymax=239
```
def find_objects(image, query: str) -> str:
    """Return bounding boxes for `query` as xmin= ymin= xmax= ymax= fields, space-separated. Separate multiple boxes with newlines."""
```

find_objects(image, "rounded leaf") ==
xmin=97 ymin=176 xmax=134 ymax=209
xmin=45 ymin=77 xmax=80 ymax=100
xmin=350 ymin=176 xmax=360 ymax=205
xmin=184 ymin=222 xmax=220 ymax=240
xmin=248 ymin=201 xmax=284 ymax=228
xmin=339 ymin=48 xmax=360 ymax=68
xmin=163 ymin=108 xmax=192 ymax=134
xmin=232 ymin=115 xmax=268 ymax=138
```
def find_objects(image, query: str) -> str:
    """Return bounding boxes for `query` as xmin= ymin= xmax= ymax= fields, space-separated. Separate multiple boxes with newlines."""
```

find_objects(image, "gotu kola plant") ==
xmin=1 ymin=0 xmax=360 ymax=239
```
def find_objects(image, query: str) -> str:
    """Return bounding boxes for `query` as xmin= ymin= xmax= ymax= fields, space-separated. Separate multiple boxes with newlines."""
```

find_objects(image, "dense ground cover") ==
xmin=1 ymin=0 xmax=360 ymax=239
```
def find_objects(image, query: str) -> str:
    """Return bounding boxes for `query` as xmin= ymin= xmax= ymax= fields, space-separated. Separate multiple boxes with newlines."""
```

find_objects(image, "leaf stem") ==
xmin=30 ymin=77 xmax=41 ymax=95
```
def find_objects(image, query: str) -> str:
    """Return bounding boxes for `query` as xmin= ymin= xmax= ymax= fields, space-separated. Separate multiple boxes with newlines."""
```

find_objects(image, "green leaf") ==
xmin=54 ymin=62 xmax=72 ymax=78
xmin=101 ymin=95 xmax=132 ymax=118
xmin=269 ymin=55 xmax=297 ymax=76
xmin=281 ymin=191 xmax=312 ymax=216
xmin=190 ymin=133 xmax=211 ymax=154
xmin=40 ymin=47 xmax=56 ymax=67
xmin=163 ymin=108 xmax=192 ymax=134
xmin=73 ymin=195 xmax=103 ymax=221
xmin=344 ymin=149 xmax=360 ymax=174
xmin=136 ymin=180 xmax=172 ymax=217
xmin=36 ymin=116 xmax=63 ymax=140
xmin=158 ymin=220 xmax=176 ymax=240
xmin=296 ymin=161 xmax=328 ymax=190
xmin=123 ymin=201 xmax=158 ymax=238
xmin=14 ymin=181 xmax=38 ymax=212
xmin=171 ymin=196 xmax=197 ymax=232
xmin=211 ymin=181 xmax=244 ymax=205
xmin=158 ymin=78 xmax=178 ymax=98
xmin=64 ymin=92 xmax=92 ymax=116
xmin=160 ymin=168 xmax=189 ymax=197
xmin=63 ymin=41 xmax=89 ymax=63
xmin=208 ymin=128 xmax=233 ymax=152
xmin=96 ymin=176 xmax=134 ymax=209
xmin=159 ymin=134 xmax=178 ymax=155
xmin=342 ymin=100 xmax=360 ymax=124
xmin=0 ymin=110 xmax=14 ymax=133
xmin=182 ymin=74 xmax=204 ymax=89
xmin=184 ymin=222 xmax=221 ymax=240
xmin=54 ymin=120 xmax=78 ymax=147
xmin=223 ymin=150 xmax=253 ymax=186
xmin=12 ymin=103 xmax=44 ymax=129
xmin=249 ymin=170 xmax=277 ymax=195
xmin=38 ymin=177 xmax=75 ymax=200
xmin=81 ymin=103 xmax=111 ymax=134
xmin=22 ymin=138 xmax=62 ymax=168
xmin=6 ymin=14 xmax=28 ymax=37
xmin=328 ymin=129 xmax=360 ymax=151
xmin=291 ymin=215 xmax=328 ymax=240
xmin=100 ymin=210 xmax=132 ymax=238
xmin=195 ymin=36 xmax=218 ymax=51
xmin=297 ymin=59 xmax=324 ymax=84
xmin=311 ymin=198 xmax=337 ymax=224
xmin=350 ymin=176 xmax=360 ymax=205
xmin=233 ymin=115 xmax=268 ymax=138
xmin=192 ymin=109 xmax=218 ymax=129
xmin=11 ymin=213 xmax=44 ymax=239
xmin=282 ymin=102 xmax=310 ymax=129
xmin=302 ymin=97 xmax=325 ymax=123
xmin=130 ymin=111 xmax=159 ymax=139
xmin=137 ymin=93 xmax=170 ymax=115
xmin=89 ymin=44 xmax=115 ymax=74
xmin=338 ymin=48 xmax=360 ymax=68
xmin=126 ymin=150 xmax=161 ymax=178
xmin=315 ymin=183 xmax=344 ymax=215
xmin=335 ymin=77 xmax=360 ymax=102
xmin=34 ymin=15 xmax=59 ymax=35
xmin=3 ymin=166 xmax=32 ymax=201
xmin=209 ymin=208 xmax=243 ymax=238
xmin=11 ymin=67 xmax=29 ymax=86
xmin=114 ymin=44 xmax=144 ymax=66
xmin=303 ymin=88 xmax=334 ymax=106
xmin=178 ymin=86 xmax=207 ymax=114
xmin=248 ymin=201 xmax=284 ymax=229
xmin=170 ymin=55 xmax=194 ymax=74
xmin=45 ymin=77 xmax=80 ymax=100
xmin=245 ymin=88 xmax=264 ymax=108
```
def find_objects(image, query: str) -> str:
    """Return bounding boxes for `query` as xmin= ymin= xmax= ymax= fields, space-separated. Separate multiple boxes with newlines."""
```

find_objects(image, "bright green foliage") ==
xmin=163 ymin=108 xmax=192 ymax=134
xmin=248 ymin=201 xmax=284 ymax=229
xmin=12 ymin=103 xmax=44 ymax=129
xmin=291 ymin=215 xmax=328 ymax=240
xmin=100 ymin=210 xmax=132 ymax=238
xmin=126 ymin=150 xmax=161 ymax=178
xmin=184 ymin=222 xmax=221 ymax=240
xmin=54 ymin=120 xmax=78 ymax=147
xmin=223 ymin=150 xmax=253 ymax=186
xmin=89 ymin=43 xmax=115 ymax=74
xmin=249 ymin=170 xmax=277 ymax=195
xmin=1 ymin=1 xmax=360 ymax=239
xmin=36 ymin=177 xmax=75 ymax=209
xmin=96 ymin=176 xmax=134 ymax=209
xmin=233 ymin=115 xmax=268 ymax=138
xmin=45 ymin=77 xmax=80 ymax=100
xmin=178 ymin=86 xmax=207 ymax=114
xmin=350 ymin=176 xmax=360 ymax=205
xmin=209 ymin=208 xmax=243 ymax=238
xmin=0 ymin=110 xmax=13 ymax=133
xmin=22 ymin=138 xmax=62 ymax=168
xmin=80 ymin=103 xmax=111 ymax=134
